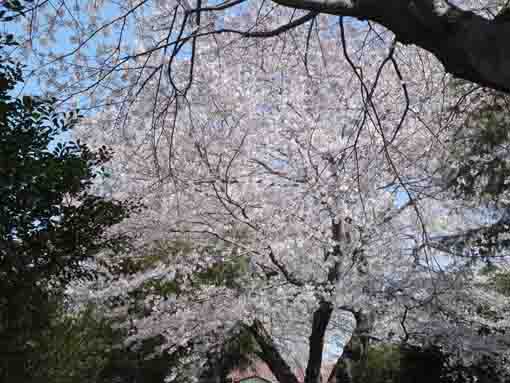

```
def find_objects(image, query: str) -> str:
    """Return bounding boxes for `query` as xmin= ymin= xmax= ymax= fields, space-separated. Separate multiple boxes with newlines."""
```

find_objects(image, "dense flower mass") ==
xmin=6 ymin=0 xmax=510 ymax=381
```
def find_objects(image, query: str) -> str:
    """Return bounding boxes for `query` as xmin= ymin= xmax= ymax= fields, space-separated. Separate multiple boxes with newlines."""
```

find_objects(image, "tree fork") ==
xmin=246 ymin=319 xmax=300 ymax=383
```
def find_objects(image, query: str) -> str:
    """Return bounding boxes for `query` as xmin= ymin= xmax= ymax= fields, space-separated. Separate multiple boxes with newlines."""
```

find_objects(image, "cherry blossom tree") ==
xmin=3 ymin=0 xmax=509 ymax=114
xmin=9 ymin=0 xmax=510 ymax=381
xmin=66 ymin=15 xmax=510 ymax=383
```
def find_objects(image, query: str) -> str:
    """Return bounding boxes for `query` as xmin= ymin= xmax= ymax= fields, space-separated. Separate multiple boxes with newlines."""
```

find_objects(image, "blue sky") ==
xmin=3 ymin=1 xmax=368 ymax=151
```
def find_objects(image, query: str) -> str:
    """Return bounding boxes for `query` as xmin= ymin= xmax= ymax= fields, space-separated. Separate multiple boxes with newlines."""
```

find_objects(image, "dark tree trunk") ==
xmin=304 ymin=300 xmax=333 ymax=383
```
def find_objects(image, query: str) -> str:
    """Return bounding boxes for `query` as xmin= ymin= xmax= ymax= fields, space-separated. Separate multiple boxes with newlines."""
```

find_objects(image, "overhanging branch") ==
xmin=268 ymin=0 xmax=510 ymax=93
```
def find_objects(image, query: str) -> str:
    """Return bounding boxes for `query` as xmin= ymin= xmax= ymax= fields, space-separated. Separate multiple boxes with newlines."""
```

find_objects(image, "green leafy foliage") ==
xmin=480 ymin=264 xmax=510 ymax=297
xmin=345 ymin=343 xmax=505 ymax=383
xmin=28 ymin=305 xmax=119 ymax=383
xmin=99 ymin=333 xmax=185 ymax=383
xmin=0 ymin=78 xmax=135 ymax=284
xmin=198 ymin=324 xmax=259 ymax=383
xmin=0 ymin=38 xmax=137 ymax=381
xmin=15 ymin=302 xmax=182 ymax=383
xmin=447 ymin=94 xmax=510 ymax=202
xmin=193 ymin=252 xmax=249 ymax=290
xmin=398 ymin=345 xmax=450 ymax=383
xmin=436 ymin=91 xmax=510 ymax=262
xmin=116 ymin=239 xmax=249 ymax=305
xmin=113 ymin=239 xmax=192 ymax=276
xmin=99 ymin=238 xmax=253 ymax=381
xmin=351 ymin=344 xmax=401 ymax=383
xmin=489 ymin=270 xmax=510 ymax=296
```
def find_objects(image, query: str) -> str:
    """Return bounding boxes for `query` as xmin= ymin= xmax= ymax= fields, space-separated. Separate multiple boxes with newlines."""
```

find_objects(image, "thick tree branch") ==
xmin=423 ymin=212 xmax=510 ymax=258
xmin=267 ymin=246 xmax=305 ymax=287
xmin=270 ymin=0 xmax=510 ymax=93
xmin=246 ymin=319 xmax=301 ymax=383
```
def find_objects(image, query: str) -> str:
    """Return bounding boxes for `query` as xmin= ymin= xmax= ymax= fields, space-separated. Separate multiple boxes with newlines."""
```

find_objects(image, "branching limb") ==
xmin=270 ymin=0 xmax=510 ymax=93
xmin=267 ymin=246 xmax=304 ymax=287
xmin=245 ymin=319 xmax=301 ymax=383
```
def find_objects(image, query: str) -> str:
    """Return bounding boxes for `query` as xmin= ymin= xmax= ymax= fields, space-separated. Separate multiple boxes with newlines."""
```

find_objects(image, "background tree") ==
xmin=71 ymin=18 xmax=510 ymax=382
xmin=0 ymin=11 xmax=137 ymax=378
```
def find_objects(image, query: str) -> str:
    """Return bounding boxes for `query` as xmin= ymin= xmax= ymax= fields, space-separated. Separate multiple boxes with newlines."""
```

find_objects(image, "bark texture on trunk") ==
xmin=271 ymin=0 xmax=510 ymax=93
